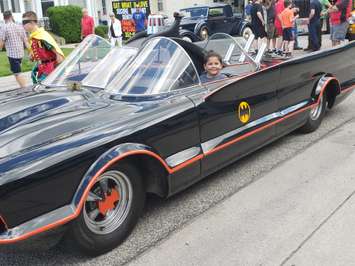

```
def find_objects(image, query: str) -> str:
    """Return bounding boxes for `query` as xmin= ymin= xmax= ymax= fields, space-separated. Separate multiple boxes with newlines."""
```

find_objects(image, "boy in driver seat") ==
xmin=200 ymin=51 xmax=226 ymax=83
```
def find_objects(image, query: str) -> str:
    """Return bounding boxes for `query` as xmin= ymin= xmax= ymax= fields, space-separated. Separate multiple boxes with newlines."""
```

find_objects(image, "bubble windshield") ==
xmin=43 ymin=35 xmax=137 ymax=89
xmin=106 ymin=37 xmax=200 ymax=95
xmin=204 ymin=33 xmax=256 ymax=69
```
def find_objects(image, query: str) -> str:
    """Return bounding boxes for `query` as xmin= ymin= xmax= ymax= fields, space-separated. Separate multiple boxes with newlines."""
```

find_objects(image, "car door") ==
xmin=197 ymin=67 xmax=280 ymax=176
xmin=208 ymin=7 xmax=229 ymax=34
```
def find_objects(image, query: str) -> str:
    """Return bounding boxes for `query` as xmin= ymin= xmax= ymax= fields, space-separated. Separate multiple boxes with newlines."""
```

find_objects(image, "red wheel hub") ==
xmin=97 ymin=189 xmax=120 ymax=216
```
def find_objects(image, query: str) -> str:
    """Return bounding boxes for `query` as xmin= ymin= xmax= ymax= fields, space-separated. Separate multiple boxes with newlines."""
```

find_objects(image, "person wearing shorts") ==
xmin=0 ymin=10 xmax=29 ymax=88
xmin=274 ymin=0 xmax=285 ymax=54
xmin=328 ymin=0 xmax=352 ymax=46
xmin=280 ymin=0 xmax=297 ymax=56
xmin=266 ymin=0 xmax=277 ymax=52
xmin=251 ymin=0 xmax=267 ymax=51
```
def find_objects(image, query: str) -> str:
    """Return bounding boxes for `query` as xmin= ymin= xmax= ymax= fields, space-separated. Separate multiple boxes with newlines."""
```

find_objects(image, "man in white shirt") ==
xmin=108 ymin=12 xmax=122 ymax=47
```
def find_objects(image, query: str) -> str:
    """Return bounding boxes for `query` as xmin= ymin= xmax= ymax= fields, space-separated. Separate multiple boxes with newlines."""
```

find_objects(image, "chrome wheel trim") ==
xmin=310 ymin=94 xmax=324 ymax=121
xmin=242 ymin=27 xmax=253 ymax=40
xmin=83 ymin=170 xmax=133 ymax=235
xmin=200 ymin=29 xmax=209 ymax=40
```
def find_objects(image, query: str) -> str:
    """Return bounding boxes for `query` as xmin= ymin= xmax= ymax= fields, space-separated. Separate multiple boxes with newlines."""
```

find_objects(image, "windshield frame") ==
xmin=42 ymin=34 xmax=112 ymax=88
xmin=106 ymin=37 xmax=202 ymax=97
xmin=205 ymin=33 xmax=259 ymax=71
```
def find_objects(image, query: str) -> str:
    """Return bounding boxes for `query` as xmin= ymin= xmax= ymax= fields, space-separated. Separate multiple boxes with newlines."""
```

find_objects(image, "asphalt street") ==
xmin=0 ymin=36 xmax=355 ymax=265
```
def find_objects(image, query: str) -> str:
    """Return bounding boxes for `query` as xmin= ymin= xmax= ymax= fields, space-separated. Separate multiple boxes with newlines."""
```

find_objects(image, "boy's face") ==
xmin=204 ymin=56 xmax=223 ymax=76
xmin=22 ymin=17 xmax=37 ymax=32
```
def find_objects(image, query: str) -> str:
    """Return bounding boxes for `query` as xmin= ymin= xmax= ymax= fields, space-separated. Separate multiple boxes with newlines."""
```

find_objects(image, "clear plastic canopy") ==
xmin=43 ymin=35 xmax=137 ymax=89
xmin=204 ymin=33 xmax=256 ymax=69
xmin=107 ymin=37 xmax=200 ymax=95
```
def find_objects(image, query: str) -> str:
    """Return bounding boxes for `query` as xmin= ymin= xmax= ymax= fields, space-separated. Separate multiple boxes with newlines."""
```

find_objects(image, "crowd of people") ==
xmin=248 ymin=0 xmax=353 ymax=58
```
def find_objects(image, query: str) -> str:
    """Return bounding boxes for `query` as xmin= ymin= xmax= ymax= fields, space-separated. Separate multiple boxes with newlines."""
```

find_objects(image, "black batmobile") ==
xmin=0 ymin=34 xmax=354 ymax=255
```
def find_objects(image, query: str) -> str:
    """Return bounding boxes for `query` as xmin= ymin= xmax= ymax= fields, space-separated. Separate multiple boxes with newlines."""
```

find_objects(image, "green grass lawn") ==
xmin=0 ymin=48 xmax=73 ymax=77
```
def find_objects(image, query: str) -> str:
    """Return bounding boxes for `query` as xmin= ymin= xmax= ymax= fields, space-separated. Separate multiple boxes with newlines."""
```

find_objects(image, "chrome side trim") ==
xmin=165 ymin=146 xmax=201 ymax=167
xmin=201 ymin=101 xmax=309 ymax=154
xmin=0 ymin=205 xmax=74 ymax=241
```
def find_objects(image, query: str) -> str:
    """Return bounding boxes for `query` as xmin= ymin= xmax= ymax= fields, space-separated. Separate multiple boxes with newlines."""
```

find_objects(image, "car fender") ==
xmin=179 ymin=29 xmax=201 ymax=42
xmin=72 ymin=143 xmax=171 ymax=208
xmin=238 ymin=21 xmax=252 ymax=35
xmin=314 ymin=75 xmax=341 ymax=108
xmin=194 ymin=21 xmax=208 ymax=35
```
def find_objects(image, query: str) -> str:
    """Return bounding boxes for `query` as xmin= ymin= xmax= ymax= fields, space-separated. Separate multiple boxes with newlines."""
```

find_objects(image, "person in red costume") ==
xmin=22 ymin=11 xmax=64 ymax=84
xmin=81 ymin=8 xmax=95 ymax=40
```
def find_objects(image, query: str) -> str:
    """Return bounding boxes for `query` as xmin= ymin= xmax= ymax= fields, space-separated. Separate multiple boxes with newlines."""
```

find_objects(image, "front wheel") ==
xmin=199 ymin=26 xmax=209 ymax=40
xmin=65 ymin=162 xmax=145 ymax=256
xmin=299 ymin=91 xmax=327 ymax=133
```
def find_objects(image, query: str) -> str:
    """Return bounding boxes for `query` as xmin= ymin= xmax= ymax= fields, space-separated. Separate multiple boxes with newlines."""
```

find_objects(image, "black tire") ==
xmin=199 ymin=26 xmax=209 ymax=40
xmin=65 ymin=162 xmax=145 ymax=256
xmin=299 ymin=90 xmax=327 ymax=133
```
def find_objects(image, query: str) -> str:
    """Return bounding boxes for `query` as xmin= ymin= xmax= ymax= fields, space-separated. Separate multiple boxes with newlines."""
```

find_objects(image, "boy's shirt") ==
xmin=29 ymin=27 xmax=64 ymax=61
xmin=132 ymin=11 xmax=146 ymax=32
xmin=281 ymin=8 xmax=294 ymax=28
xmin=275 ymin=0 xmax=285 ymax=28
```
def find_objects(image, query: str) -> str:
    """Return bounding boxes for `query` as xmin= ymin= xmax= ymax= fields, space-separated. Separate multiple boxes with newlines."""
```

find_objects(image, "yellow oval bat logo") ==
xmin=238 ymin=101 xmax=251 ymax=123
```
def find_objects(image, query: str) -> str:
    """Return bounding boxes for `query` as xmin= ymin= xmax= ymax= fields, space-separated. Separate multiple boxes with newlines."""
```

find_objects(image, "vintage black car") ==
xmin=0 ymin=34 xmax=354 ymax=256
xmin=179 ymin=3 xmax=253 ymax=41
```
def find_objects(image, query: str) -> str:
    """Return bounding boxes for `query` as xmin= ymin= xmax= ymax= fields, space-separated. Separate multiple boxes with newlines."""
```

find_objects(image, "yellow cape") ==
xmin=29 ymin=27 xmax=64 ymax=57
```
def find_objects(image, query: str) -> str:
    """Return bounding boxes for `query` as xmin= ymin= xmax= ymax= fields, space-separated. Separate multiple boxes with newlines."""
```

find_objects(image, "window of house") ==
xmin=10 ymin=0 xmax=20 ymax=12
xmin=158 ymin=0 xmax=163 ymax=11
xmin=1 ymin=0 xmax=10 ymax=13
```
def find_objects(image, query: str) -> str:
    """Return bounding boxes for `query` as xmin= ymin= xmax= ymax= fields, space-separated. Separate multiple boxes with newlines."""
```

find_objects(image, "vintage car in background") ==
xmin=0 ymin=34 xmax=354 ymax=256
xmin=179 ymin=3 xmax=252 ymax=41
xmin=126 ymin=4 xmax=252 ymax=45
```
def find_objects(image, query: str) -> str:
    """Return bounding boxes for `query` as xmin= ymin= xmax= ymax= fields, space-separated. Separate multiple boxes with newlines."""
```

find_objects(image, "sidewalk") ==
xmin=128 ymin=119 xmax=355 ymax=266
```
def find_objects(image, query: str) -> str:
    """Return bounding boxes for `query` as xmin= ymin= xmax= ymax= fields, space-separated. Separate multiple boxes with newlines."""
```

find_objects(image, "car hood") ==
xmin=0 ymin=87 xmax=141 ymax=178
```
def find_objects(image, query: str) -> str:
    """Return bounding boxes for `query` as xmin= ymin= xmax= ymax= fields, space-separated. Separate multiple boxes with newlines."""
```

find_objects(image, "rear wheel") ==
xmin=66 ymin=162 xmax=145 ymax=256
xmin=299 ymin=91 xmax=327 ymax=133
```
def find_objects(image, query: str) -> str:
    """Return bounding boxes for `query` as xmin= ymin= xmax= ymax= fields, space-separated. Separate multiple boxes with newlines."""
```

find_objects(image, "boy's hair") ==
xmin=204 ymin=50 xmax=223 ymax=65
xmin=3 ymin=10 xmax=12 ymax=20
xmin=284 ymin=0 xmax=292 ymax=8
xmin=22 ymin=11 xmax=38 ymax=21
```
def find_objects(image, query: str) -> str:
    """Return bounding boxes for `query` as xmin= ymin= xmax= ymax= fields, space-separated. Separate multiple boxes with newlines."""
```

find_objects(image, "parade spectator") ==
xmin=200 ymin=51 xmax=226 ymax=83
xmin=81 ymin=8 xmax=95 ymax=40
xmin=328 ymin=0 xmax=352 ymax=46
xmin=280 ymin=0 xmax=298 ymax=56
xmin=0 ymin=10 xmax=29 ymax=88
xmin=319 ymin=0 xmax=332 ymax=47
xmin=22 ymin=11 xmax=64 ymax=84
xmin=251 ymin=0 xmax=267 ymax=52
xmin=265 ymin=0 xmax=277 ymax=52
xmin=307 ymin=0 xmax=322 ymax=51
xmin=132 ymin=6 xmax=147 ymax=33
xmin=108 ymin=12 xmax=122 ymax=47
xmin=274 ymin=0 xmax=285 ymax=55
xmin=292 ymin=6 xmax=303 ymax=50
xmin=245 ymin=1 xmax=253 ymax=21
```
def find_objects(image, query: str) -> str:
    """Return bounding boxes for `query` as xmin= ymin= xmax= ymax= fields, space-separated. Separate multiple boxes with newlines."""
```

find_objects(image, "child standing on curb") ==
xmin=280 ymin=0 xmax=298 ymax=57
xmin=22 ymin=11 xmax=64 ymax=84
